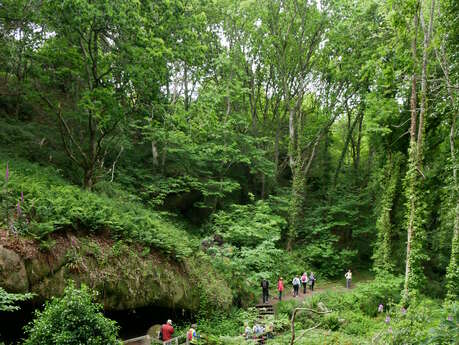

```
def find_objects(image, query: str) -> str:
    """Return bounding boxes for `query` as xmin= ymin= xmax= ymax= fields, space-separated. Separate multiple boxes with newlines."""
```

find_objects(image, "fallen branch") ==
xmin=293 ymin=323 xmax=322 ymax=343
xmin=290 ymin=307 xmax=331 ymax=345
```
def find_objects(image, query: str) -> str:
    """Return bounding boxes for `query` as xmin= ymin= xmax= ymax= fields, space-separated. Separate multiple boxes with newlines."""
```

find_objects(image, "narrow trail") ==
xmin=259 ymin=282 xmax=355 ymax=306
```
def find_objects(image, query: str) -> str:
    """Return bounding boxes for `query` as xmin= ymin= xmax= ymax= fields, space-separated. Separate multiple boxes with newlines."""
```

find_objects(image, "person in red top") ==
xmin=161 ymin=319 xmax=174 ymax=341
xmin=277 ymin=277 xmax=284 ymax=301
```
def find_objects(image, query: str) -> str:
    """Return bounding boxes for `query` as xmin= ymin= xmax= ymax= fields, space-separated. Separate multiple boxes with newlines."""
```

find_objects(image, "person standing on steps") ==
xmin=292 ymin=275 xmax=300 ymax=297
xmin=261 ymin=278 xmax=269 ymax=304
xmin=309 ymin=272 xmax=316 ymax=291
xmin=277 ymin=277 xmax=284 ymax=301
xmin=301 ymin=272 xmax=308 ymax=294
xmin=345 ymin=269 xmax=352 ymax=289
xmin=160 ymin=319 xmax=174 ymax=341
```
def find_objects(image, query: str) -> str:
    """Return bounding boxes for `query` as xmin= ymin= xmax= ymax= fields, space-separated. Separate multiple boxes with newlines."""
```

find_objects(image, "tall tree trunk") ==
xmin=333 ymin=109 xmax=361 ymax=186
xmin=288 ymin=106 xmax=296 ymax=169
xmin=354 ymin=110 xmax=364 ymax=172
xmin=436 ymin=26 xmax=459 ymax=302
xmin=287 ymin=164 xmax=305 ymax=251
xmin=403 ymin=0 xmax=435 ymax=305
xmin=184 ymin=61 xmax=189 ymax=111
xmin=417 ymin=0 xmax=435 ymax=162
xmin=274 ymin=112 xmax=282 ymax=180
xmin=446 ymin=123 xmax=459 ymax=301
xmin=403 ymin=5 xmax=420 ymax=305
xmin=373 ymin=154 xmax=401 ymax=273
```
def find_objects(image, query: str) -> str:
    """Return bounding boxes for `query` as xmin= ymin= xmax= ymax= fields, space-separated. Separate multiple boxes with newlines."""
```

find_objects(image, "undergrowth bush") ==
xmin=378 ymin=300 xmax=458 ymax=345
xmin=24 ymin=282 xmax=121 ymax=345
xmin=204 ymin=200 xmax=287 ymax=304
xmin=0 ymin=157 xmax=194 ymax=259
xmin=0 ymin=287 xmax=33 ymax=315
xmin=307 ymin=274 xmax=403 ymax=317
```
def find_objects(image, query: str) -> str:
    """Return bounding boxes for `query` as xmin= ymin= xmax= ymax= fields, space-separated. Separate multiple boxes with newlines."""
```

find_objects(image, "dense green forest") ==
xmin=0 ymin=0 xmax=457 ymax=344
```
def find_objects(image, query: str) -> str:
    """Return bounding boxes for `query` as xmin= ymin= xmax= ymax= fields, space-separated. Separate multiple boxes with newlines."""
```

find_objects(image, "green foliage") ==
xmin=294 ymin=243 xmax=356 ymax=278
xmin=373 ymin=153 xmax=403 ymax=273
xmin=0 ymin=157 xmax=194 ymax=259
xmin=24 ymin=281 xmax=121 ymax=345
xmin=302 ymin=275 xmax=403 ymax=318
xmin=424 ymin=302 xmax=459 ymax=345
xmin=0 ymin=287 xmax=33 ymax=312
xmin=379 ymin=300 xmax=458 ymax=345
xmin=210 ymin=201 xmax=285 ymax=247
xmin=402 ymin=143 xmax=428 ymax=305
xmin=0 ymin=3 xmax=458 ymax=343
xmin=204 ymin=200 xmax=287 ymax=302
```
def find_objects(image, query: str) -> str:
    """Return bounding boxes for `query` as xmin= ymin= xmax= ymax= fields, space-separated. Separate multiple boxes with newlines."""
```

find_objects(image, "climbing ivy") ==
xmin=373 ymin=154 xmax=402 ymax=274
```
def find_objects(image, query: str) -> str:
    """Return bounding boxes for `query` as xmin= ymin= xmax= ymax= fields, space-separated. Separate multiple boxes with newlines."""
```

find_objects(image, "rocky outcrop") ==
xmin=0 ymin=246 xmax=29 ymax=292
xmin=0 ymin=231 xmax=232 ymax=312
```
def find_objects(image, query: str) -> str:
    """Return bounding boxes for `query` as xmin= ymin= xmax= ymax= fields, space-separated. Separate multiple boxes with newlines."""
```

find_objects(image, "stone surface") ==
xmin=0 ymin=246 xmax=29 ymax=292
xmin=0 ymin=235 xmax=232 ymax=312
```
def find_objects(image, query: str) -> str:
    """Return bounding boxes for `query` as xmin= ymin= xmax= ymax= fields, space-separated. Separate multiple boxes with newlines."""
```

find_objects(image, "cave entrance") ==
xmin=0 ymin=303 xmax=193 ymax=343
xmin=106 ymin=305 xmax=193 ymax=340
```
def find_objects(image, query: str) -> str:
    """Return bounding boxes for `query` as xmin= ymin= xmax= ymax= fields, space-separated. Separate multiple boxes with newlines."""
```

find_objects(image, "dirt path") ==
xmin=259 ymin=281 xmax=358 ymax=306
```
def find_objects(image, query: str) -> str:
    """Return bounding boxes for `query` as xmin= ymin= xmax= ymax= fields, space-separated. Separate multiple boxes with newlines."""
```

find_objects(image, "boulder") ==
xmin=0 ymin=235 xmax=232 ymax=312
xmin=0 ymin=246 xmax=28 ymax=292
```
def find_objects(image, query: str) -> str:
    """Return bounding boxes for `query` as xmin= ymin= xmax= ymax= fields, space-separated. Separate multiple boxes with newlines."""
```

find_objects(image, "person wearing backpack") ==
xmin=261 ymin=278 xmax=269 ymax=303
xmin=187 ymin=324 xmax=197 ymax=344
xmin=309 ymin=272 xmax=316 ymax=291
xmin=301 ymin=272 xmax=308 ymax=294
xmin=277 ymin=277 xmax=284 ymax=301
xmin=292 ymin=275 xmax=300 ymax=297
xmin=160 ymin=319 xmax=174 ymax=341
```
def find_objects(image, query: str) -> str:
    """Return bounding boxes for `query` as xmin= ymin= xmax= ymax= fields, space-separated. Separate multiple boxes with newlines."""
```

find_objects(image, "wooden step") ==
xmin=255 ymin=303 xmax=275 ymax=316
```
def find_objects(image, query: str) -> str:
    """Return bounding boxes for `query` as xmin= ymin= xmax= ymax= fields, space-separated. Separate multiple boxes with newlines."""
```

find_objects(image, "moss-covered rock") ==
xmin=0 ymin=246 xmax=29 ymax=292
xmin=0 ymin=232 xmax=232 ymax=312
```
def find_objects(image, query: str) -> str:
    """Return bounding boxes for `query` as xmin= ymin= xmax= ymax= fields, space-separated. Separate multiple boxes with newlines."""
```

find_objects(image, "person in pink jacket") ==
xmin=277 ymin=277 xmax=284 ymax=301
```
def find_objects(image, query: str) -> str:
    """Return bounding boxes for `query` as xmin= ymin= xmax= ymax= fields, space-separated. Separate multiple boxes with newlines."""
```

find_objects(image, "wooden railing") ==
xmin=150 ymin=335 xmax=187 ymax=345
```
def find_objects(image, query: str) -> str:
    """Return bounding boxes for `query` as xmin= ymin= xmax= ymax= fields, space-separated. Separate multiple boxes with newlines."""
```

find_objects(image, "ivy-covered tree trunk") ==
xmin=373 ymin=154 xmax=401 ymax=273
xmin=403 ymin=0 xmax=435 ymax=305
xmin=287 ymin=164 xmax=306 ymax=251
xmin=445 ymin=69 xmax=459 ymax=302
xmin=402 ymin=4 xmax=421 ymax=305
xmin=435 ymin=5 xmax=458 ymax=302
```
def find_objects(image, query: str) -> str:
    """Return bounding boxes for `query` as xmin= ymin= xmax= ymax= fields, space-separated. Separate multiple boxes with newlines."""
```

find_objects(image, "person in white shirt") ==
xmin=292 ymin=276 xmax=301 ymax=297
xmin=345 ymin=269 xmax=352 ymax=288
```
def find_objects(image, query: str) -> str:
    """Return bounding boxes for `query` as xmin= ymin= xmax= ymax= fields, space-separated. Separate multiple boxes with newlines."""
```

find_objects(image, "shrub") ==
xmin=24 ymin=282 xmax=121 ymax=345
xmin=346 ymin=274 xmax=404 ymax=316
xmin=0 ymin=156 xmax=194 ymax=259
xmin=379 ymin=300 xmax=458 ymax=345
xmin=0 ymin=287 xmax=33 ymax=312
xmin=292 ymin=243 xmax=357 ymax=278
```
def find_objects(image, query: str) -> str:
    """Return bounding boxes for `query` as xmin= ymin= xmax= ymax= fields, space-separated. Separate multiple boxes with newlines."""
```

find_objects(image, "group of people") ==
xmin=159 ymin=320 xmax=199 ymax=343
xmin=261 ymin=269 xmax=353 ymax=303
xmin=243 ymin=322 xmax=274 ymax=343
xmin=291 ymin=272 xmax=316 ymax=297
xmin=261 ymin=272 xmax=316 ymax=303
xmin=158 ymin=270 xmax=354 ymax=343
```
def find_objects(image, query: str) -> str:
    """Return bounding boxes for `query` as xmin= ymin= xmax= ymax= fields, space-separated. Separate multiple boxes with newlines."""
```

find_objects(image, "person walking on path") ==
xmin=277 ymin=277 xmax=284 ymax=301
xmin=261 ymin=278 xmax=269 ymax=303
xmin=345 ymin=269 xmax=352 ymax=289
xmin=301 ymin=272 xmax=308 ymax=294
xmin=161 ymin=319 xmax=174 ymax=341
xmin=292 ymin=275 xmax=301 ymax=297
xmin=309 ymin=272 xmax=316 ymax=291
